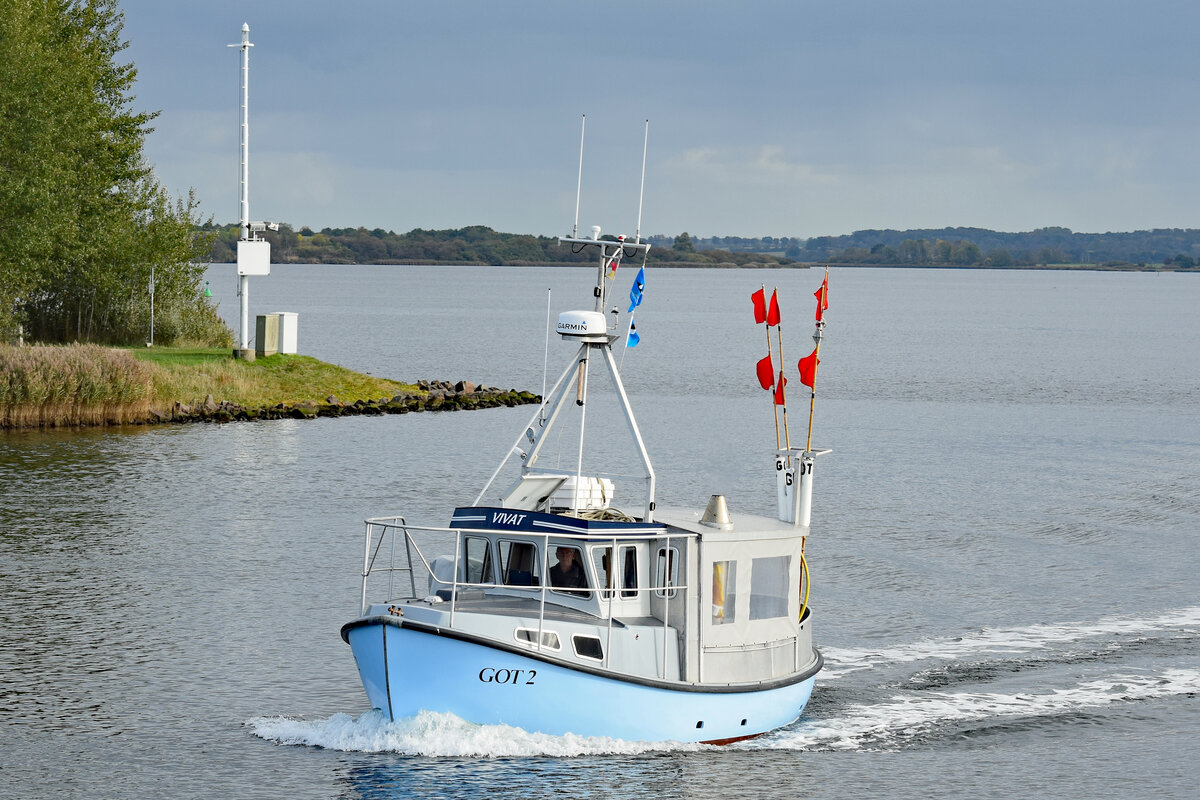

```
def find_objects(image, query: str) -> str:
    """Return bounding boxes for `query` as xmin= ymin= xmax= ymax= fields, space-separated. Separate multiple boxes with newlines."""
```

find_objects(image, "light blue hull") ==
xmin=345 ymin=619 xmax=819 ymax=744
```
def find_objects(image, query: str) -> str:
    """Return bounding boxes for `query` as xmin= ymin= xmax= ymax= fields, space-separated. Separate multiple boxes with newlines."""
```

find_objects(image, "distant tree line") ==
xmin=203 ymin=224 xmax=795 ymax=268
xmin=803 ymin=226 xmax=1200 ymax=268
xmin=203 ymin=221 xmax=1200 ymax=271
xmin=645 ymin=233 xmax=803 ymax=258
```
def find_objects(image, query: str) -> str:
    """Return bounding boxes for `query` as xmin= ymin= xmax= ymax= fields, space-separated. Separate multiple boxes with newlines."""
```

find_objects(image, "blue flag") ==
xmin=626 ymin=321 xmax=640 ymax=348
xmin=628 ymin=266 xmax=645 ymax=312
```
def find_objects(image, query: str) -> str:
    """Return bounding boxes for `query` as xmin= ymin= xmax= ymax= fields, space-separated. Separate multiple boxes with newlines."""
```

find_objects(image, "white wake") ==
xmin=821 ymin=606 xmax=1200 ymax=679
xmin=248 ymin=709 xmax=707 ymax=757
xmin=754 ymin=667 xmax=1200 ymax=751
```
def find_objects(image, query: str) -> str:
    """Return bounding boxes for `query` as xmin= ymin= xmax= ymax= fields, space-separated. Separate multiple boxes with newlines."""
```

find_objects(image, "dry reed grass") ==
xmin=0 ymin=344 xmax=154 ymax=428
xmin=2 ymin=345 xmax=422 ymax=428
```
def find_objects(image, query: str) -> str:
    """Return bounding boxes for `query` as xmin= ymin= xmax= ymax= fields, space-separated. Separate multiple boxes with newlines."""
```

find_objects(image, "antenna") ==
xmin=541 ymin=288 xmax=551 ymax=426
xmin=228 ymin=23 xmax=252 ymax=242
xmin=635 ymin=119 xmax=649 ymax=243
xmin=572 ymin=114 xmax=586 ymax=238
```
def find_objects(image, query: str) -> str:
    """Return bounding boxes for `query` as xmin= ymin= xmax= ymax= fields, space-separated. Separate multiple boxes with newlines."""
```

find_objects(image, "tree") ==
xmin=951 ymin=241 xmax=982 ymax=265
xmin=673 ymin=232 xmax=696 ymax=253
xmin=0 ymin=0 xmax=224 ymax=345
xmin=932 ymin=239 xmax=953 ymax=264
xmin=897 ymin=238 xmax=931 ymax=264
xmin=986 ymin=248 xmax=1014 ymax=267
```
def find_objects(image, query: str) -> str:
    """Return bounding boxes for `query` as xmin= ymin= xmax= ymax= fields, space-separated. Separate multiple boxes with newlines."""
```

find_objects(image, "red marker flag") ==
xmin=814 ymin=275 xmax=829 ymax=322
xmin=756 ymin=354 xmax=775 ymax=390
xmin=766 ymin=289 xmax=781 ymax=327
xmin=774 ymin=370 xmax=787 ymax=405
xmin=751 ymin=288 xmax=767 ymax=324
xmin=798 ymin=348 xmax=820 ymax=388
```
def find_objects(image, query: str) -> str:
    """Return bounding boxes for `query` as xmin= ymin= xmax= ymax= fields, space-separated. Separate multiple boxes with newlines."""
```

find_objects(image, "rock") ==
xmin=326 ymin=395 xmax=340 ymax=405
xmin=454 ymin=380 xmax=476 ymax=395
xmin=291 ymin=401 xmax=319 ymax=419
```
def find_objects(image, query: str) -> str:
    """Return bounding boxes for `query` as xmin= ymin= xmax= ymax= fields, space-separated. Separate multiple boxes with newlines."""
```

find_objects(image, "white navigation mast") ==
xmin=228 ymin=23 xmax=272 ymax=359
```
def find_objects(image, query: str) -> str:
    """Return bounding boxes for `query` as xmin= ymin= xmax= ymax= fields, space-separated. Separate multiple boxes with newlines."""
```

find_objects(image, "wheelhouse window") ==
xmin=711 ymin=560 xmax=736 ymax=625
xmin=592 ymin=546 xmax=615 ymax=599
xmin=549 ymin=545 xmax=589 ymax=597
xmin=655 ymin=546 xmax=679 ymax=599
xmin=749 ymin=555 xmax=790 ymax=620
xmin=621 ymin=546 xmax=638 ymax=598
xmin=499 ymin=540 xmax=540 ymax=587
xmin=515 ymin=628 xmax=561 ymax=650
xmin=591 ymin=544 xmax=638 ymax=600
xmin=572 ymin=634 xmax=603 ymax=661
xmin=463 ymin=536 xmax=494 ymax=585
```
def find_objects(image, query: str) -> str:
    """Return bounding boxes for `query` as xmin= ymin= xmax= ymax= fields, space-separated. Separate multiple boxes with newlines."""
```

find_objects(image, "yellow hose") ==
xmin=798 ymin=551 xmax=811 ymax=623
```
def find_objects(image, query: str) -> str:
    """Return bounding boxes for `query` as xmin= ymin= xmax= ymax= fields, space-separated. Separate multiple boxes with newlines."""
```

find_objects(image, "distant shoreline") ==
xmin=203 ymin=260 xmax=1194 ymax=273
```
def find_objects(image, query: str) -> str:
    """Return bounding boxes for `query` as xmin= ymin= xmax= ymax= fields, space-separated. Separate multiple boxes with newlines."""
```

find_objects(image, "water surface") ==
xmin=2 ymin=266 xmax=1197 ymax=799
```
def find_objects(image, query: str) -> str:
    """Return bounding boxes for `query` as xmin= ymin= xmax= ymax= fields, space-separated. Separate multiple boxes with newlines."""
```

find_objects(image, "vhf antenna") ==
xmin=572 ymin=114 xmax=586 ymax=238
xmin=635 ymin=119 xmax=649 ymax=243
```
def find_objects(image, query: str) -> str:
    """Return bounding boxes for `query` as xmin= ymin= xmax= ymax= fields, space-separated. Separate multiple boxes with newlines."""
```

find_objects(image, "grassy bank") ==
xmin=132 ymin=348 xmax=418 ymax=408
xmin=1 ymin=345 xmax=422 ymax=428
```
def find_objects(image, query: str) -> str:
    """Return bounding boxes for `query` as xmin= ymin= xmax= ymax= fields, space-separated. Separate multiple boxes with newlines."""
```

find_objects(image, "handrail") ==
xmin=358 ymin=517 xmax=697 ymax=679
xmin=362 ymin=527 xmax=695 ymax=598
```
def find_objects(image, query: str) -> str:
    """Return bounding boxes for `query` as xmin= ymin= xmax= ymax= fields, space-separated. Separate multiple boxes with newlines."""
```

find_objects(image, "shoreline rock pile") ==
xmin=147 ymin=381 xmax=540 ymax=425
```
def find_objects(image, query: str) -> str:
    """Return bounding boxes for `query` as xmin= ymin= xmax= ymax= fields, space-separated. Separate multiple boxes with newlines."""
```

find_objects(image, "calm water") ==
xmin=2 ymin=266 xmax=1198 ymax=799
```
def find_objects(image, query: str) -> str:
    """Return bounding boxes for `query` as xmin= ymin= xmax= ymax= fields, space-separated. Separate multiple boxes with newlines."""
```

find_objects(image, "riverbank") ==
xmin=0 ymin=344 xmax=539 ymax=429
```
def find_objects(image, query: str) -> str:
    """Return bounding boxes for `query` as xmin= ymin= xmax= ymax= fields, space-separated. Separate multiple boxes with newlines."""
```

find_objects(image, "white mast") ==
xmin=235 ymin=23 xmax=251 ymax=244
xmin=228 ymin=23 xmax=270 ymax=359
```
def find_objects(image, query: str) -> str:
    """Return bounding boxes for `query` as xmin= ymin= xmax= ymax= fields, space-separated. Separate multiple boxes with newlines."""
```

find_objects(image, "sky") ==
xmin=117 ymin=0 xmax=1200 ymax=240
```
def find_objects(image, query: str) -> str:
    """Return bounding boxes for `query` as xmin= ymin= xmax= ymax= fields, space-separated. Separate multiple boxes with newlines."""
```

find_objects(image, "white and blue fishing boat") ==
xmin=341 ymin=127 xmax=827 ymax=744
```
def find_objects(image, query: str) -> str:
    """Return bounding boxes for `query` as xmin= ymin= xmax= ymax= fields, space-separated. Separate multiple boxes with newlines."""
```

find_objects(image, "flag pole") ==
xmin=620 ymin=310 xmax=635 ymax=370
xmin=805 ymin=268 xmax=829 ymax=452
xmin=804 ymin=332 xmax=822 ymax=452
xmin=775 ymin=290 xmax=792 ymax=464
xmin=761 ymin=283 xmax=781 ymax=451
xmin=620 ymin=258 xmax=648 ymax=370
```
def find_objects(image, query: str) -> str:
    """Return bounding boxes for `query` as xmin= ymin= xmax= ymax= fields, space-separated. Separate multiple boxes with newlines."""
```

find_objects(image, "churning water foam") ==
xmin=754 ymin=667 xmax=1200 ymax=752
xmin=820 ymin=606 xmax=1200 ymax=679
xmin=248 ymin=709 xmax=708 ymax=757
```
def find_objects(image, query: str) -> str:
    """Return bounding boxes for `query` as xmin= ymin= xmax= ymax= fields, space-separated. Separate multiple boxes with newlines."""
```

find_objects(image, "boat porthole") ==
xmin=696 ymin=721 xmax=704 ymax=729
xmin=740 ymin=719 xmax=747 ymax=726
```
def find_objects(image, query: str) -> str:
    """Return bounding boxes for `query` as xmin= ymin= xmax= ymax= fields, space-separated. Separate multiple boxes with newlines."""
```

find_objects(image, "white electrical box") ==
xmin=237 ymin=239 xmax=271 ymax=276
xmin=273 ymin=311 xmax=298 ymax=354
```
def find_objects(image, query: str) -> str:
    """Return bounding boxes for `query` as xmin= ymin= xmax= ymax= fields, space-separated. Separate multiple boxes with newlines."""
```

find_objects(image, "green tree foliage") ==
xmin=986 ymin=248 xmax=1014 ymax=267
xmin=672 ymin=232 xmax=696 ymax=253
xmin=0 ymin=0 xmax=226 ymax=345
